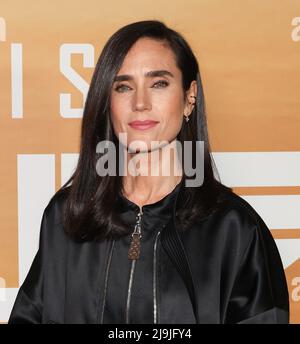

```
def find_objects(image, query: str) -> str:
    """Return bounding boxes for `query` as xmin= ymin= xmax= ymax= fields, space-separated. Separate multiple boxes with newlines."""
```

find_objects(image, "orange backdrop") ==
xmin=0 ymin=0 xmax=299 ymax=323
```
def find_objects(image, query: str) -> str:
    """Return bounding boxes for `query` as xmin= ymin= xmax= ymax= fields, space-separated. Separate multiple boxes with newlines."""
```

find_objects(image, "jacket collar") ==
xmin=115 ymin=177 xmax=185 ymax=231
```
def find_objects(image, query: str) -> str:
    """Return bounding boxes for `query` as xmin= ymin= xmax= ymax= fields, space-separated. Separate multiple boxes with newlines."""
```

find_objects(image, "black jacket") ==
xmin=8 ymin=181 xmax=289 ymax=324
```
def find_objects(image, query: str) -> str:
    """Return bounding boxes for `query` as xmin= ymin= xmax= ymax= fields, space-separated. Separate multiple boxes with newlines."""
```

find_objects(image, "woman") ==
xmin=9 ymin=20 xmax=289 ymax=324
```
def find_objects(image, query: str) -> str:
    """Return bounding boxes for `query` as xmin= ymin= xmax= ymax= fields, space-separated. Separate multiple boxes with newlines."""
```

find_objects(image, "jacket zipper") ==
xmin=126 ymin=208 xmax=143 ymax=323
xmin=153 ymin=230 xmax=161 ymax=324
xmin=128 ymin=209 xmax=143 ymax=260
xmin=100 ymin=240 xmax=115 ymax=324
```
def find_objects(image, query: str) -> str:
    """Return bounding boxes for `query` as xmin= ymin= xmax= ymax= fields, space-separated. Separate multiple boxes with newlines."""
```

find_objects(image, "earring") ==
xmin=189 ymin=96 xmax=196 ymax=104
xmin=185 ymin=115 xmax=190 ymax=122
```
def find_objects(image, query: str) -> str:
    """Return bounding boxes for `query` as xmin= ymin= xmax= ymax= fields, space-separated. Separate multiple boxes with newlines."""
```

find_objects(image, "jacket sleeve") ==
xmin=8 ymin=210 xmax=48 ymax=324
xmin=224 ymin=212 xmax=290 ymax=324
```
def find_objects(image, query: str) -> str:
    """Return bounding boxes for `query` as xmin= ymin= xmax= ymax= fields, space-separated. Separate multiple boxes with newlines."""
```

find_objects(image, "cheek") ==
xmin=162 ymin=85 xmax=184 ymax=113
xmin=160 ymin=96 xmax=184 ymax=125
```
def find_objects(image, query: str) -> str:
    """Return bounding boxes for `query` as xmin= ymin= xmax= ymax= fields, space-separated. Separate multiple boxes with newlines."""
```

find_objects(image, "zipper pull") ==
xmin=128 ymin=210 xmax=143 ymax=260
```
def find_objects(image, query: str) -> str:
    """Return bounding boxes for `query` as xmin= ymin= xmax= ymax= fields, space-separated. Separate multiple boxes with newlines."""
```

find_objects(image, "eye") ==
xmin=114 ymin=84 xmax=131 ymax=93
xmin=113 ymin=80 xmax=169 ymax=93
xmin=152 ymin=80 xmax=169 ymax=88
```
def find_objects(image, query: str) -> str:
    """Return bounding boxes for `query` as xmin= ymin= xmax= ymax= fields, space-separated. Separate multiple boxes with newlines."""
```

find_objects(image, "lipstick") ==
xmin=128 ymin=120 xmax=159 ymax=130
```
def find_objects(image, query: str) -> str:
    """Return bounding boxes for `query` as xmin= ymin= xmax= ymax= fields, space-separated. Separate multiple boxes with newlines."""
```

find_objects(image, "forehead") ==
xmin=117 ymin=38 xmax=179 ymax=74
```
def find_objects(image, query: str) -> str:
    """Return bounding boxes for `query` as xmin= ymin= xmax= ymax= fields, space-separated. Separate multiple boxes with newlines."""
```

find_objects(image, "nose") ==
xmin=132 ymin=87 xmax=151 ymax=112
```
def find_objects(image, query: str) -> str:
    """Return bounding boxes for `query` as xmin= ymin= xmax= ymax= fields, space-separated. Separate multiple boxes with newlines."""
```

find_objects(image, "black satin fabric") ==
xmin=8 ymin=180 xmax=289 ymax=324
xmin=103 ymin=181 xmax=182 ymax=324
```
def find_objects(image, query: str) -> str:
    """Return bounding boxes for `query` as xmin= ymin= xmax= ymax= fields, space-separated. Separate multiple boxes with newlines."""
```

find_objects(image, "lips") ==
xmin=128 ymin=120 xmax=159 ymax=130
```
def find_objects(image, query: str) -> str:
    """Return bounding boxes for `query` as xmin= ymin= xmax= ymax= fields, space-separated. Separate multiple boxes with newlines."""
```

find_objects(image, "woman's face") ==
xmin=110 ymin=37 xmax=196 ymax=153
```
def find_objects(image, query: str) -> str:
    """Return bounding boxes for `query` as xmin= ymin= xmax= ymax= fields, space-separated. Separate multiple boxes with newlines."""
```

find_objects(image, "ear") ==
xmin=183 ymin=80 xmax=198 ymax=117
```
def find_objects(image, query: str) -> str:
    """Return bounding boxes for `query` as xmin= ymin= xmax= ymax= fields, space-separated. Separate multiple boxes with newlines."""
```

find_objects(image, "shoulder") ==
xmin=191 ymin=190 xmax=283 ymax=276
xmin=216 ymin=191 xmax=264 ymax=225
xmin=44 ymin=186 xmax=70 ymax=218
xmin=204 ymin=190 xmax=274 ymax=253
xmin=219 ymin=190 xmax=271 ymax=233
xmin=39 ymin=186 xmax=71 ymax=243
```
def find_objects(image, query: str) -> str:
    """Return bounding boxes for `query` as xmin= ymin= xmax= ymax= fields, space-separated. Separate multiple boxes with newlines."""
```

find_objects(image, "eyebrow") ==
xmin=113 ymin=70 xmax=174 ymax=82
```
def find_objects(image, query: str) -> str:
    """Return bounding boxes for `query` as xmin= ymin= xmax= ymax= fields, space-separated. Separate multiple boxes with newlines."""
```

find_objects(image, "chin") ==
xmin=129 ymin=140 xmax=169 ymax=153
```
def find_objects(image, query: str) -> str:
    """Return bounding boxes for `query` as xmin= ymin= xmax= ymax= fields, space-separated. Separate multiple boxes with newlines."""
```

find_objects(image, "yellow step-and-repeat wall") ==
xmin=0 ymin=0 xmax=300 ymax=323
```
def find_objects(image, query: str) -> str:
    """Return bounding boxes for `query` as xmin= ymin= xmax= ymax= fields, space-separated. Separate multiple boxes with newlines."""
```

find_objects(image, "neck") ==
xmin=121 ymin=140 xmax=183 ymax=207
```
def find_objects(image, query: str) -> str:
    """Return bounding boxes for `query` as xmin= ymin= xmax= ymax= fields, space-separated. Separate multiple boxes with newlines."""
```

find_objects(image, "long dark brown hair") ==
xmin=58 ymin=20 xmax=233 ymax=242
